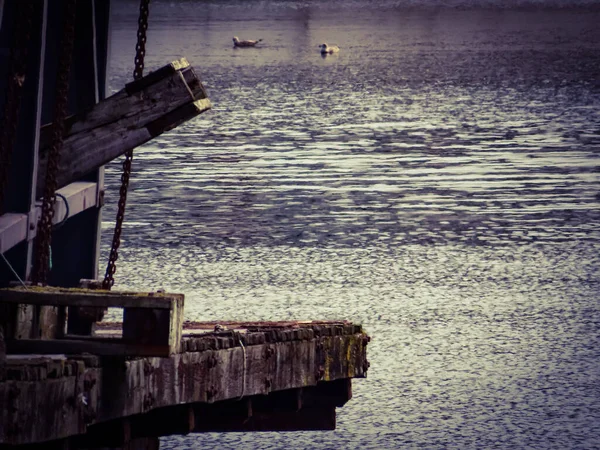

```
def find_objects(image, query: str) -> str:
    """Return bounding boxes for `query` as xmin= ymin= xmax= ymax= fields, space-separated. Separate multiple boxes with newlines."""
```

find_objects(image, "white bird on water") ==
xmin=319 ymin=43 xmax=340 ymax=54
xmin=233 ymin=36 xmax=263 ymax=47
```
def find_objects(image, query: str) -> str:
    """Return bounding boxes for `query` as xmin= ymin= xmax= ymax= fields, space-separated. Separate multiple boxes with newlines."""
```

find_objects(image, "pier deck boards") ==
xmin=0 ymin=320 xmax=369 ymax=448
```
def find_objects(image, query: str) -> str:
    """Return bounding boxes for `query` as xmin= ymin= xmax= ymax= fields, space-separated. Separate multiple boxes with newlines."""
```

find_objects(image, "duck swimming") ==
xmin=233 ymin=36 xmax=263 ymax=47
xmin=319 ymin=43 xmax=340 ymax=54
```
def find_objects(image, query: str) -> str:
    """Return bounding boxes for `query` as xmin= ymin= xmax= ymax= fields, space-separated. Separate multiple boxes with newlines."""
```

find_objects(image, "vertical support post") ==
xmin=122 ymin=295 xmax=184 ymax=354
xmin=0 ymin=323 xmax=5 ymax=381
xmin=41 ymin=0 xmax=112 ymax=335
xmin=49 ymin=0 xmax=105 ymax=290
xmin=0 ymin=1 xmax=48 ymax=339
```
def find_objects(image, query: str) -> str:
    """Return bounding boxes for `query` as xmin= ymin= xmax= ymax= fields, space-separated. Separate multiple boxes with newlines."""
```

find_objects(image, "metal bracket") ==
xmin=27 ymin=207 xmax=38 ymax=242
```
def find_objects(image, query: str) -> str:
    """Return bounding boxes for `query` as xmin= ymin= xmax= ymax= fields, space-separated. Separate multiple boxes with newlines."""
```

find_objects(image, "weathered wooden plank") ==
xmin=50 ymin=182 xmax=101 ymax=224
xmin=6 ymin=338 xmax=172 ymax=358
xmin=52 ymin=61 xmax=202 ymax=139
xmin=0 ymin=377 xmax=85 ymax=445
xmin=146 ymin=98 xmax=210 ymax=138
xmin=35 ymin=59 xmax=211 ymax=198
xmin=270 ymin=341 xmax=316 ymax=393
xmin=124 ymin=57 xmax=192 ymax=95
xmin=96 ymin=333 xmax=365 ymax=422
xmin=0 ymin=326 xmax=5 ymax=382
xmin=76 ymin=382 xmax=346 ymax=445
xmin=318 ymin=334 xmax=369 ymax=381
xmin=0 ymin=286 xmax=183 ymax=309
xmin=0 ymin=325 xmax=369 ymax=445
xmin=95 ymin=345 xmax=263 ymax=420
xmin=122 ymin=293 xmax=183 ymax=355
xmin=0 ymin=214 xmax=28 ymax=255
xmin=182 ymin=320 xmax=355 ymax=331
xmin=4 ymin=355 xmax=68 ymax=381
xmin=0 ymin=182 xmax=100 ymax=255
xmin=168 ymin=295 xmax=184 ymax=354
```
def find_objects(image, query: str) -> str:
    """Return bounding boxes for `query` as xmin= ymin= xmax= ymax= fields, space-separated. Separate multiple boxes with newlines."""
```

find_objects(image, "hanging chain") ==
xmin=102 ymin=0 xmax=150 ymax=290
xmin=32 ymin=0 xmax=77 ymax=285
xmin=133 ymin=0 xmax=150 ymax=81
xmin=0 ymin=1 xmax=35 ymax=215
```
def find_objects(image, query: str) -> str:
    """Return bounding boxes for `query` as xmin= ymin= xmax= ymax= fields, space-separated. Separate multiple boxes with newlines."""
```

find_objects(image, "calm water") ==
xmin=103 ymin=1 xmax=600 ymax=448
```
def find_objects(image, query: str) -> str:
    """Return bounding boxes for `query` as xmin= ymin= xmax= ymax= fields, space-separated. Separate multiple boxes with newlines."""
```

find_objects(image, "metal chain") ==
xmin=133 ymin=0 xmax=150 ymax=81
xmin=102 ymin=0 xmax=150 ymax=290
xmin=0 ymin=1 xmax=35 ymax=215
xmin=32 ymin=0 xmax=77 ymax=284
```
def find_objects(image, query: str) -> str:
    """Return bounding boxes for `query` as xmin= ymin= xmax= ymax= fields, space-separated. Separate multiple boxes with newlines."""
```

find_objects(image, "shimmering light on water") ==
xmin=104 ymin=1 xmax=600 ymax=449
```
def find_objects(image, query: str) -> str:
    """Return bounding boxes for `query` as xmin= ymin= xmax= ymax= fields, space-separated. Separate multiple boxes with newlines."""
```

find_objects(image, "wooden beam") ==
xmin=0 ymin=326 xmax=5 ymax=381
xmin=191 ymin=388 xmax=337 ymax=432
xmin=0 ymin=214 xmax=29 ymax=255
xmin=4 ymin=354 xmax=70 ymax=381
xmin=6 ymin=338 xmax=172 ymax=358
xmin=1 ymin=323 xmax=369 ymax=445
xmin=0 ymin=182 xmax=100 ymax=254
xmin=1 ymin=287 xmax=184 ymax=356
xmin=303 ymin=379 xmax=353 ymax=408
xmin=0 ymin=377 xmax=85 ymax=445
xmin=35 ymin=58 xmax=211 ymax=199
xmin=208 ymin=405 xmax=337 ymax=432
xmin=122 ymin=301 xmax=184 ymax=354
xmin=96 ymin=333 xmax=367 ymax=421
xmin=0 ymin=286 xmax=183 ymax=310
xmin=129 ymin=405 xmax=196 ymax=439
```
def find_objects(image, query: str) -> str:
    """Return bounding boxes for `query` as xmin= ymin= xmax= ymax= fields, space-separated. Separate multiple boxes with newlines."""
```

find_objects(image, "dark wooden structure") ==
xmin=0 ymin=2 xmax=369 ymax=449
xmin=0 ymin=318 xmax=368 ymax=448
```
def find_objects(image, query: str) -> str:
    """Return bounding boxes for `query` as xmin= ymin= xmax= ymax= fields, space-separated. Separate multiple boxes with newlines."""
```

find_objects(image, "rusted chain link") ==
xmin=32 ymin=0 xmax=77 ymax=284
xmin=102 ymin=0 xmax=150 ymax=290
xmin=133 ymin=0 xmax=150 ymax=81
xmin=0 ymin=1 xmax=35 ymax=215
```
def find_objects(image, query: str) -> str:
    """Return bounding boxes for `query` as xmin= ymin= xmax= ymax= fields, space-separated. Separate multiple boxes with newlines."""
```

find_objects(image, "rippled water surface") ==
xmin=103 ymin=1 xmax=600 ymax=448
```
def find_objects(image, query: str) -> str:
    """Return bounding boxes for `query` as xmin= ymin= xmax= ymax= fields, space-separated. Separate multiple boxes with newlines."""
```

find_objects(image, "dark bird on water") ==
xmin=319 ymin=43 xmax=340 ymax=54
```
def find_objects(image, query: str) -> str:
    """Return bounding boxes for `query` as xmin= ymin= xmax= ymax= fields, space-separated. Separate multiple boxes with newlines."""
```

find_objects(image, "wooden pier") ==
xmin=0 ymin=2 xmax=369 ymax=448
xmin=0 ymin=289 xmax=369 ymax=448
